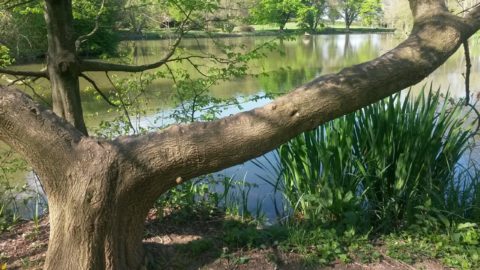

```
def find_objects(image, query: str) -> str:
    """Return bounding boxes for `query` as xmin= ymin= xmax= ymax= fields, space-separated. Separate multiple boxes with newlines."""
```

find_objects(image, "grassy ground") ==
xmin=1 ymin=206 xmax=476 ymax=270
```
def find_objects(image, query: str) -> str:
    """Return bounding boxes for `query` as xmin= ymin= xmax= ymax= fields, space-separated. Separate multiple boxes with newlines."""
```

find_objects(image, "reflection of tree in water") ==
xmin=344 ymin=34 xmax=351 ymax=56
xmin=258 ymin=66 xmax=321 ymax=94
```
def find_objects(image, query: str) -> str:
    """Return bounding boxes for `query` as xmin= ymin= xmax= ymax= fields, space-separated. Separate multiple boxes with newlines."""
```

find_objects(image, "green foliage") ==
xmin=160 ymin=0 xmax=220 ymax=30
xmin=0 ymin=0 xmax=120 ymax=60
xmin=264 ymin=88 xmax=477 ymax=232
xmin=297 ymin=0 xmax=326 ymax=31
xmin=328 ymin=0 xmax=363 ymax=28
xmin=222 ymin=220 xmax=287 ymax=249
xmin=166 ymin=40 xmax=277 ymax=123
xmin=154 ymin=173 xmax=264 ymax=225
xmin=359 ymin=0 xmax=382 ymax=26
xmin=168 ymin=71 xmax=243 ymax=123
xmin=278 ymin=224 xmax=382 ymax=266
xmin=385 ymin=224 xmax=480 ymax=269
xmin=0 ymin=46 xmax=11 ymax=67
xmin=94 ymin=72 xmax=158 ymax=138
xmin=327 ymin=0 xmax=382 ymax=27
xmin=0 ymin=7 xmax=47 ymax=61
xmin=72 ymin=0 xmax=119 ymax=56
xmin=250 ymin=0 xmax=305 ymax=30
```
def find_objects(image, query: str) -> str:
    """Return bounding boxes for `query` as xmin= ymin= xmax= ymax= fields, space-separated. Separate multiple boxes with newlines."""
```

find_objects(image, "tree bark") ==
xmin=44 ymin=0 xmax=88 ymax=135
xmin=0 ymin=90 xmax=154 ymax=269
xmin=2 ymin=1 xmax=480 ymax=269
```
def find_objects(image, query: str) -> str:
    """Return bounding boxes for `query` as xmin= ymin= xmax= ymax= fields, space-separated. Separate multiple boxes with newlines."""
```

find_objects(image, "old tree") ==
xmin=0 ymin=0 xmax=479 ymax=269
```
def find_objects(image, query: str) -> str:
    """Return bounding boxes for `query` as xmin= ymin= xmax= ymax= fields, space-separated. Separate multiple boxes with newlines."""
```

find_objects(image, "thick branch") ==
xmin=113 ymin=8 xmax=480 ymax=198
xmin=0 ymin=67 xmax=48 ymax=78
xmin=79 ymin=8 xmax=193 ymax=73
xmin=0 ymin=86 xmax=84 ymax=192
xmin=79 ymin=37 xmax=182 ymax=71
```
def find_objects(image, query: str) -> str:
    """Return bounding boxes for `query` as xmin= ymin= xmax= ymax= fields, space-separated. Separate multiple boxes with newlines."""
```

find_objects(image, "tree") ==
xmin=250 ymin=0 xmax=304 ymax=30
xmin=297 ymin=0 xmax=327 ymax=32
xmin=1 ymin=0 xmax=480 ymax=269
xmin=0 ymin=6 xmax=47 ymax=61
xmin=359 ymin=0 xmax=382 ymax=26
xmin=326 ymin=3 xmax=340 ymax=24
xmin=328 ymin=0 xmax=362 ymax=31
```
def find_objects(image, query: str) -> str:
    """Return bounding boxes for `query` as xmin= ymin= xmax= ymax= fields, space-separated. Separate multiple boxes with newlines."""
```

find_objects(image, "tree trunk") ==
xmin=44 ymin=0 xmax=88 ymax=135
xmin=44 ymin=202 xmax=148 ymax=270
xmin=345 ymin=17 xmax=351 ymax=32
xmin=38 ymin=138 xmax=155 ymax=270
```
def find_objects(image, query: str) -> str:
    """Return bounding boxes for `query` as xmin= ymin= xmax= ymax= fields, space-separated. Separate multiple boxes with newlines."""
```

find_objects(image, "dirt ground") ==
xmin=0 ymin=210 xmax=448 ymax=270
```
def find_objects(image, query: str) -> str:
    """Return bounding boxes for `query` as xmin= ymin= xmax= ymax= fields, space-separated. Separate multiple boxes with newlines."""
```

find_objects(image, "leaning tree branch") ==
xmin=21 ymin=78 xmax=51 ymax=107
xmin=6 ymin=76 xmax=51 ymax=106
xmin=105 ymin=71 xmax=136 ymax=132
xmin=79 ymin=73 xmax=117 ymax=107
xmin=112 ymin=1 xmax=480 ymax=198
xmin=0 ymin=67 xmax=48 ymax=78
xmin=79 ymin=9 xmax=193 ymax=73
xmin=0 ymin=86 xmax=84 ymax=192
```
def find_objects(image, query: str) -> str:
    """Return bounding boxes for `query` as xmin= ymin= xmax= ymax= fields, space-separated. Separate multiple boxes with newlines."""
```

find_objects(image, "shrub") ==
xmin=267 ymin=88 xmax=477 ymax=232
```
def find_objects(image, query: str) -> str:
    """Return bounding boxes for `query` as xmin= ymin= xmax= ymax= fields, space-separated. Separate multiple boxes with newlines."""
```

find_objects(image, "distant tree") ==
xmin=120 ymin=0 xmax=154 ymax=33
xmin=327 ymin=0 xmax=362 ymax=31
xmin=359 ymin=0 xmax=382 ymax=26
xmin=250 ymin=0 xmax=304 ymax=30
xmin=0 ymin=0 xmax=120 ymax=60
xmin=297 ymin=0 xmax=327 ymax=32
xmin=383 ymin=0 xmax=412 ymax=33
xmin=326 ymin=4 xmax=341 ymax=24
xmin=0 ymin=6 xmax=47 ymax=61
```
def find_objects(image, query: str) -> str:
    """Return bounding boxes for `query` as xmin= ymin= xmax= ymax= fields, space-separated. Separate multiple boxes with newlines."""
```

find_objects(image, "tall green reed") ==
xmin=267 ymin=87 xmax=478 ymax=231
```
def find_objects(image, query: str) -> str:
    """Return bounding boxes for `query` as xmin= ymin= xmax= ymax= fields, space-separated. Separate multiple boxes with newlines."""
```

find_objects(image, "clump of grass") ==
xmin=267 ymin=87 xmax=478 ymax=232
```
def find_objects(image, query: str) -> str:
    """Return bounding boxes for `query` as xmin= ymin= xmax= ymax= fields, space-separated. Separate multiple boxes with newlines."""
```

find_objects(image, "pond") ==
xmin=4 ymin=33 xmax=480 ymax=220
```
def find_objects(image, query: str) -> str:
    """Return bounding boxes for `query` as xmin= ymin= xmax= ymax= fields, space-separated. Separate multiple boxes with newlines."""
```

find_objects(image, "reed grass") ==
xmin=267 ymin=88 xmax=479 ymax=231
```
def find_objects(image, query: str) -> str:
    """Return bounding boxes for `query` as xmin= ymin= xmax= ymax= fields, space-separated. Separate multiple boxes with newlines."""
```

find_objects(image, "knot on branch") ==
xmin=54 ymin=52 xmax=78 ymax=74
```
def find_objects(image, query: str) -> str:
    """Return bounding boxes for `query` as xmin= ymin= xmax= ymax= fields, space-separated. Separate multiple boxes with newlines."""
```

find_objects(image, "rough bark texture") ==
xmin=44 ymin=0 xmax=88 ymax=135
xmin=1 ymin=0 xmax=480 ymax=269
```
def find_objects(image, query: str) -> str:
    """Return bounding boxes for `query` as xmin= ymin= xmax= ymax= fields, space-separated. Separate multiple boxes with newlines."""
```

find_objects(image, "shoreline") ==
xmin=118 ymin=27 xmax=396 ymax=41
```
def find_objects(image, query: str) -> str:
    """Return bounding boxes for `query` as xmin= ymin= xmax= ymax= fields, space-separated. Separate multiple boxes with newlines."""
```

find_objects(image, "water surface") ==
xmin=4 ymin=33 xmax=480 ymax=219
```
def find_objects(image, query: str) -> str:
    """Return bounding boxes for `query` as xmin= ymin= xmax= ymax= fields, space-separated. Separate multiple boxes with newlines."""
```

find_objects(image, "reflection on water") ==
xmin=11 ymin=34 xmax=480 ymax=109
xmin=5 ymin=33 xmax=480 ymax=219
